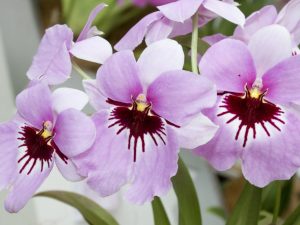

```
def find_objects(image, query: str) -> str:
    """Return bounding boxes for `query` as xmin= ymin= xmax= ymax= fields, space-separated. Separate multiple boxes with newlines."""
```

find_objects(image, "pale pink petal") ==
xmin=54 ymin=109 xmax=96 ymax=158
xmin=276 ymin=0 xmax=300 ymax=34
xmin=83 ymin=79 xmax=110 ymax=111
xmin=55 ymin=156 xmax=84 ymax=181
xmin=26 ymin=25 xmax=73 ymax=85
xmin=147 ymin=70 xmax=216 ymax=125
xmin=0 ymin=122 xmax=18 ymax=189
xmin=233 ymin=5 xmax=277 ymax=42
xmin=292 ymin=22 xmax=300 ymax=45
xmin=158 ymin=0 xmax=204 ymax=23
xmin=77 ymin=3 xmax=107 ymax=42
xmin=126 ymin=126 xmax=179 ymax=204
xmin=5 ymin=162 xmax=54 ymax=213
xmin=75 ymin=111 xmax=132 ymax=196
xmin=169 ymin=19 xmax=193 ymax=38
xmin=52 ymin=88 xmax=89 ymax=114
xmin=202 ymin=33 xmax=227 ymax=45
xmin=114 ymin=12 xmax=164 ymax=51
xmin=242 ymin=112 xmax=300 ymax=187
xmin=16 ymin=83 xmax=53 ymax=128
xmin=199 ymin=39 xmax=256 ymax=93
xmin=203 ymin=0 xmax=245 ymax=26
xmin=262 ymin=55 xmax=300 ymax=104
xmin=248 ymin=24 xmax=292 ymax=77
xmin=145 ymin=17 xmax=174 ymax=45
xmin=137 ymin=39 xmax=184 ymax=87
xmin=194 ymin=103 xmax=242 ymax=170
xmin=86 ymin=26 xmax=104 ymax=39
xmin=133 ymin=0 xmax=175 ymax=6
xmin=97 ymin=51 xmax=143 ymax=104
xmin=176 ymin=113 xmax=218 ymax=149
xmin=70 ymin=36 xmax=112 ymax=64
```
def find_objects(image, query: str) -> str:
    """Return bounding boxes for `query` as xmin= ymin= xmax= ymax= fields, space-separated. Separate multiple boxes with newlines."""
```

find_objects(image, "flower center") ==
xmin=107 ymin=94 xmax=166 ymax=162
xmin=18 ymin=121 xmax=68 ymax=175
xmin=218 ymin=86 xmax=285 ymax=147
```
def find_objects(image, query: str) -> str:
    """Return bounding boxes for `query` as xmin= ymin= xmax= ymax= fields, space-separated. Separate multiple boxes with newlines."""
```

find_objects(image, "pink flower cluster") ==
xmin=1 ymin=0 xmax=300 ymax=213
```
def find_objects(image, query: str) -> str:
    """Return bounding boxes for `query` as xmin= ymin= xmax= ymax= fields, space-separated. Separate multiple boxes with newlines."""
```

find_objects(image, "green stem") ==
xmin=191 ymin=12 xmax=199 ymax=74
xmin=272 ymin=182 xmax=282 ymax=225
xmin=72 ymin=62 xmax=91 ymax=80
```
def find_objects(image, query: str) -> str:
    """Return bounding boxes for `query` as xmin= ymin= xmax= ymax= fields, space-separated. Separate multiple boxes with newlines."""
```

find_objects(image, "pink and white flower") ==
xmin=195 ymin=25 xmax=300 ymax=187
xmin=27 ymin=3 xmax=112 ymax=85
xmin=0 ymin=84 xmax=96 ymax=212
xmin=233 ymin=0 xmax=300 ymax=54
xmin=74 ymin=39 xmax=218 ymax=203
xmin=115 ymin=0 xmax=245 ymax=51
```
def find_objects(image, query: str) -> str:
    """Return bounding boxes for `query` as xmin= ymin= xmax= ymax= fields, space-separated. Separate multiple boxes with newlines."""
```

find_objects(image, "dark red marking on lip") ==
xmin=218 ymin=87 xmax=284 ymax=147
xmin=108 ymin=101 xmax=166 ymax=162
xmin=18 ymin=125 xmax=68 ymax=175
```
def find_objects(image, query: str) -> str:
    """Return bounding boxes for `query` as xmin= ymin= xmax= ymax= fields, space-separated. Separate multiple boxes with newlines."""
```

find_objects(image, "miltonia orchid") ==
xmin=195 ymin=25 xmax=300 ymax=187
xmin=233 ymin=0 xmax=300 ymax=54
xmin=115 ymin=0 xmax=245 ymax=51
xmin=27 ymin=3 xmax=112 ymax=85
xmin=0 ymin=83 xmax=96 ymax=212
xmin=203 ymin=0 xmax=300 ymax=54
xmin=73 ymin=39 xmax=218 ymax=203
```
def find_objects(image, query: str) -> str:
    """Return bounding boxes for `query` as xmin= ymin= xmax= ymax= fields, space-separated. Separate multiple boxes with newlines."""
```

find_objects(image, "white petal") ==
xmin=176 ymin=113 xmax=219 ymax=149
xmin=248 ymin=24 xmax=292 ymax=77
xmin=137 ymin=39 xmax=184 ymax=87
xmin=71 ymin=36 xmax=113 ymax=64
xmin=55 ymin=155 xmax=84 ymax=181
xmin=52 ymin=88 xmax=89 ymax=113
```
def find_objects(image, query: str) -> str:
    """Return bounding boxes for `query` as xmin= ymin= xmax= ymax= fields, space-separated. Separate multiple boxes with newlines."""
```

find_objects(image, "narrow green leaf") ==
xmin=151 ymin=197 xmax=171 ymax=225
xmin=172 ymin=157 xmax=202 ymax=225
xmin=258 ymin=211 xmax=273 ymax=225
xmin=262 ymin=177 xmax=294 ymax=215
xmin=35 ymin=191 xmax=119 ymax=225
xmin=283 ymin=204 xmax=300 ymax=225
xmin=207 ymin=206 xmax=227 ymax=220
xmin=226 ymin=181 xmax=262 ymax=225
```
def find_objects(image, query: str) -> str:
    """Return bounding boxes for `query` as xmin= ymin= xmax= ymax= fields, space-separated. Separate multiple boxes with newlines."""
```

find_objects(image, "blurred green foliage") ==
xmin=62 ymin=0 xmax=154 ymax=44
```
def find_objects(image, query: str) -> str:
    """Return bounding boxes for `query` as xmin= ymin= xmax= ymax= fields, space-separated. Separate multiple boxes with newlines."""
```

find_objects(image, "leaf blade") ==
xmin=151 ymin=197 xmax=171 ymax=225
xmin=283 ymin=204 xmax=300 ymax=225
xmin=172 ymin=157 xmax=202 ymax=225
xmin=226 ymin=181 xmax=262 ymax=225
xmin=35 ymin=191 xmax=119 ymax=225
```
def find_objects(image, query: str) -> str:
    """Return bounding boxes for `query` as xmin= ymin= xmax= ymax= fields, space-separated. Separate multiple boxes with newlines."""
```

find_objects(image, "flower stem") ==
xmin=272 ymin=182 xmax=282 ymax=224
xmin=191 ymin=12 xmax=199 ymax=74
xmin=72 ymin=62 xmax=91 ymax=80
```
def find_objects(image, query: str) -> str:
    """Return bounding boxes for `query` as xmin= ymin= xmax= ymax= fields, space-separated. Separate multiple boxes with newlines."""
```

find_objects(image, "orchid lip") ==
xmin=17 ymin=121 xmax=68 ymax=175
xmin=217 ymin=85 xmax=285 ymax=147
xmin=106 ymin=95 xmax=179 ymax=162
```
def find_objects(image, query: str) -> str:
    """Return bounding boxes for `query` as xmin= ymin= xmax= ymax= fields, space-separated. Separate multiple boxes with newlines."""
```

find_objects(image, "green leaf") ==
xmin=172 ymin=157 xmax=202 ymax=225
xmin=207 ymin=206 xmax=226 ymax=221
xmin=226 ymin=181 xmax=262 ymax=225
xmin=35 ymin=191 xmax=119 ymax=225
xmin=262 ymin=178 xmax=294 ymax=215
xmin=258 ymin=211 xmax=274 ymax=225
xmin=151 ymin=197 xmax=171 ymax=225
xmin=283 ymin=204 xmax=300 ymax=225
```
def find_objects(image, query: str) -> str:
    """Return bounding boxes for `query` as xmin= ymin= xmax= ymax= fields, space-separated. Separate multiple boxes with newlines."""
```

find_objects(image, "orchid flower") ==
xmin=132 ymin=0 xmax=174 ymax=6
xmin=74 ymin=39 xmax=218 ymax=203
xmin=27 ymin=3 xmax=112 ymax=85
xmin=0 ymin=84 xmax=96 ymax=212
xmin=195 ymin=25 xmax=300 ymax=187
xmin=115 ymin=0 xmax=245 ymax=51
xmin=233 ymin=0 xmax=300 ymax=54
